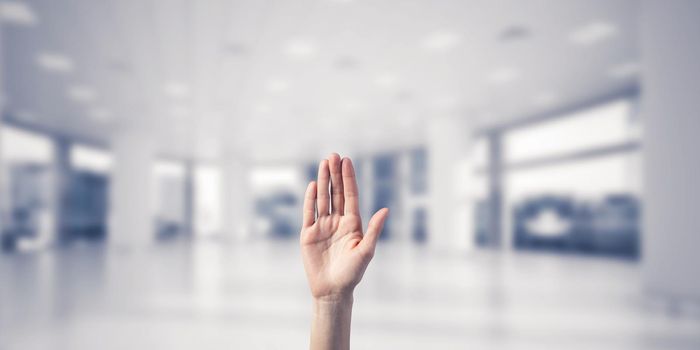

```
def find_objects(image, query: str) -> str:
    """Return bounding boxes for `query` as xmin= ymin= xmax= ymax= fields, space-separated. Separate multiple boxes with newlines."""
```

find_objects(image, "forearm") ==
xmin=310 ymin=295 xmax=354 ymax=350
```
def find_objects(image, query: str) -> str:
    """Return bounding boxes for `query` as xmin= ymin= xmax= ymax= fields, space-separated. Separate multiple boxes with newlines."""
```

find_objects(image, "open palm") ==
xmin=300 ymin=154 xmax=389 ymax=301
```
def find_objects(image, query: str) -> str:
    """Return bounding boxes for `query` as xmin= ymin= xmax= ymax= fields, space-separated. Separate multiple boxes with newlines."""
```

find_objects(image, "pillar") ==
xmin=221 ymin=154 xmax=251 ymax=240
xmin=53 ymin=137 xmax=71 ymax=244
xmin=0 ymin=18 xmax=4 ymax=237
xmin=427 ymin=115 xmax=475 ymax=253
xmin=108 ymin=129 xmax=156 ymax=247
xmin=641 ymin=0 xmax=700 ymax=300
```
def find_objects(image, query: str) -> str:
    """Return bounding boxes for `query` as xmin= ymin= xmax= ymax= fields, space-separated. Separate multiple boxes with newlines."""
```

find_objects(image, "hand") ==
xmin=300 ymin=153 xmax=389 ymax=302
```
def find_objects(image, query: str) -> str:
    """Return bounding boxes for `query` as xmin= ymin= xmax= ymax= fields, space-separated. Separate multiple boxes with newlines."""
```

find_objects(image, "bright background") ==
xmin=1 ymin=0 xmax=699 ymax=349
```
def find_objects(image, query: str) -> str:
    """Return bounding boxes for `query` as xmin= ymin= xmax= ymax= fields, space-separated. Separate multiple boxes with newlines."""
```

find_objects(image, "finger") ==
xmin=361 ymin=208 xmax=389 ymax=254
xmin=302 ymin=181 xmax=317 ymax=228
xmin=316 ymin=159 xmax=330 ymax=216
xmin=328 ymin=153 xmax=344 ymax=214
xmin=342 ymin=157 xmax=360 ymax=216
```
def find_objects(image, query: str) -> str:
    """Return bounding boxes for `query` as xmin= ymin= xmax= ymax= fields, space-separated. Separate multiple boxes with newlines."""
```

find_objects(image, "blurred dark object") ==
xmin=474 ymin=199 xmax=492 ymax=246
xmin=156 ymin=219 xmax=185 ymax=241
xmin=410 ymin=148 xmax=428 ymax=195
xmin=412 ymin=208 xmax=427 ymax=243
xmin=1 ymin=164 xmax=47 ymax=252
xmin=61 ymin=171 xmax=109 ymax=243
xmin=255 ymin=192 xmax=297 ymax=239
xmin=373 ymin=154 xmax=398 ymax=241
xmin=1 ymin=208 xmax=37 ymax=252
xmin=513 ymin=194 xmax=640 ymax=258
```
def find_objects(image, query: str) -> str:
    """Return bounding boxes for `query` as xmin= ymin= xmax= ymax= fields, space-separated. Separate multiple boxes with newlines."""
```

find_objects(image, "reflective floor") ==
xmin=1 ymin=240 xmax=699 ymax=349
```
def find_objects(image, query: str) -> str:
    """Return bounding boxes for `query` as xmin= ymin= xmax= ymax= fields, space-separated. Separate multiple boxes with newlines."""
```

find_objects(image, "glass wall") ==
xmin=1 ymin=126 xmax=56 ymax=251
xmin=63 ymin=144 xmax=112 ymax=242
xmin=500 ymin=98 xmax=642 ymax=257
xmin=250 ymin=165 xmax=302 ymax=239
xmin=152 ymin=160 xmax=188 ymax=240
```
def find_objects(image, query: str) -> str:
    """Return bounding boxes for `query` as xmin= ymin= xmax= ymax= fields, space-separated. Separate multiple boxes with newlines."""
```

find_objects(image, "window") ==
xmin=70 ymin=145 xmax=113 ymax=174
xmin=1 ymin=125 xmax=56 ymax=249
xmin=195 ymin=165 xmax=222 ymax=236
xmin=152 ymin=160 xmax=188 ymax=238
xmin=504 ymin=99 xmax=637 ymax=163
xmin=496 ymin=97 xmax=642 ymax=257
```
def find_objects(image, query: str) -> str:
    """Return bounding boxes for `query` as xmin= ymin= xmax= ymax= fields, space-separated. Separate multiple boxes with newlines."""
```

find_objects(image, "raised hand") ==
xmin=300 ymin=153 xmax=389 ymax=302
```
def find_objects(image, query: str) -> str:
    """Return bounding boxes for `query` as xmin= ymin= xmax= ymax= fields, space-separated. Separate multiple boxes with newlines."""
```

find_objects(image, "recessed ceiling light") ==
xmin=532 ymin=91 xmax=558 ymax=107
xmin=89 ymin=108 xmax=111 ymax=121
xmin=67 ymin=85 xmax=96 ymax=102
xmin=499 ymin=25 xmax=531 ymax=42
xmin=374 ymin=74 xmax=398 ymax=88
xmin=14 ymin=109 xmax=35 ymax=121
xmin=0 ymin=1 xmax=37 ymax=26
xmin=569 ymin=21 xmax=618 ymax=46
xmin=266 ymin=79 xmax=289 ymax=93
xmin=170 ymin=105 xmax=190 ymax=117
xmin=487 ymin=67 xmax=520 ymax=85
xmin=36 ymin=52 xmax=74 ymax=73
xmin=253 ymin=103 xmax=271 ymax=114
xmin=340 ymin=99 xmax=364 ymax=113
xmin=609 ymin=62 xmax=641 ymax=79
xmin=284 ymin=39 xmax=317 ymax=59
xmin=107 ymin=60 xmax=133 ymax=74
xmin=422 ymin=31 xmax=461 ymax=51
xmin=334 ymin=55 xmax=360 ymax=70
xmin=432 ymin=95 xmax=459 ymax=110
xmin=223 ymin=42 xmax=249 ymax=56
xmin=164 ymin=82 xmax=190 ymax=98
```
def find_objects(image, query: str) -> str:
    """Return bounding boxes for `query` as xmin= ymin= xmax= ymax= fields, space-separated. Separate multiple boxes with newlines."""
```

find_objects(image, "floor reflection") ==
xmin=1 ymin=240 xmax=699 ymax=349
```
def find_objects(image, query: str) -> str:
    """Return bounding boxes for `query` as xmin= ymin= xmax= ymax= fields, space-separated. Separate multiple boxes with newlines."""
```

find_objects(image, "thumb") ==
xmin=361 ymin=208 xmax=389 ymax=254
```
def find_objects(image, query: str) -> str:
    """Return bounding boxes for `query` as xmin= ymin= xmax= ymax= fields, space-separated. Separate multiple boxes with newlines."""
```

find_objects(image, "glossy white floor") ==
xmin=1 ymin=240 xmax=699 ymax=350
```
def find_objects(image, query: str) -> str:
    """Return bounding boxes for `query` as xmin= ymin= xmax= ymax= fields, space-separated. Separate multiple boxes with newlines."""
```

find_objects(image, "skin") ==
xmin=300 ymin=153 xmax=389 ymax=350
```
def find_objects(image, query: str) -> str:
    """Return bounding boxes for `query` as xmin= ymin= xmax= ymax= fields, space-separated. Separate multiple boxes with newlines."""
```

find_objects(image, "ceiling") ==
xmin=1 ymin=0 xmax=640 ymax=162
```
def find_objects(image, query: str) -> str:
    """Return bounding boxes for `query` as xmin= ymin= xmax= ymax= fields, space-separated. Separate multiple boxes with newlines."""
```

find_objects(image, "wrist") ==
xmin=314 ymin=293 xmax=354 ymax=307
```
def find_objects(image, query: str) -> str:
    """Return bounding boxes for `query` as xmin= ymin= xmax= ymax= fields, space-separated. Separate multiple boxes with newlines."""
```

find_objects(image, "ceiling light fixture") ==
xmin=422 ymin=31 xmax=461 ymax=52
xmin=14 ymin=109 xmax=35 ymax=121
xmin=266 ymin=79 xmax=289 ymax=93
xmin=164 ymin=82 xmax=190 ymax=98
xmin=532 ymin=92 xmax=558 ymax=107
xmin=374 ymin=74 xmax=398 ymax=89
xmin=67 ymin=85 xmax=96 ymax=102
xmin=253 ymin=103 xmax=271 ymax=114
xmin=499 ymin=25 xmax=531 ymax=42
xmin=569 ymin=21 xmax=618 ymax=46
xmin=0 ymin=1 xmax=37 ymax=26
xmin=89 ymin=108 xmax=111 ymax=121
xmin=36 ymin=52 xmax=74 ymax=73
xmin=487 ymin=67 xmax=520 ymax=85
xmin=284 ymin=39 xmax=317 ymax=59
xmin=170 ymin=105 xmax=190 ymax=117
xmin=608 ymin=62 xmax=641 ymax=79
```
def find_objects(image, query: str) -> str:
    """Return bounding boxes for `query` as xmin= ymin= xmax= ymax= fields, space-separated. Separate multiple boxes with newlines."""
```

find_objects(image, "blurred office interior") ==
xmin=1 ymin=0 xmax=699 ymax=349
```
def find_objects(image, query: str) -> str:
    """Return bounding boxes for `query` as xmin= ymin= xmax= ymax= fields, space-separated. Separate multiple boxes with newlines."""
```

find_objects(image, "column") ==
xmin=427 ymin=115 xmax=475 ymax=253
xmin=487 ymin=133 xmax=503 ymax=248
xmin=221 ymin=154 xmax=251 ymax=240
xmin=108 ymin=129 xmax=156 ymax=247
xmin=53 ymin=137 xmax=71 ymax=244
xmin=183 ymin=160 xmax=195 ymax=236
xmin=0 ymin=20 xmax=4 ymax=237
xmin=641 ymin=0 xmax=700 ymax=300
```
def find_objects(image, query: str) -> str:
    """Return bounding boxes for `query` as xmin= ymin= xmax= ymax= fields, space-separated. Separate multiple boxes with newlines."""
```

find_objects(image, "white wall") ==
xmin=641 ymin=0 xmax=700 ymax=300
